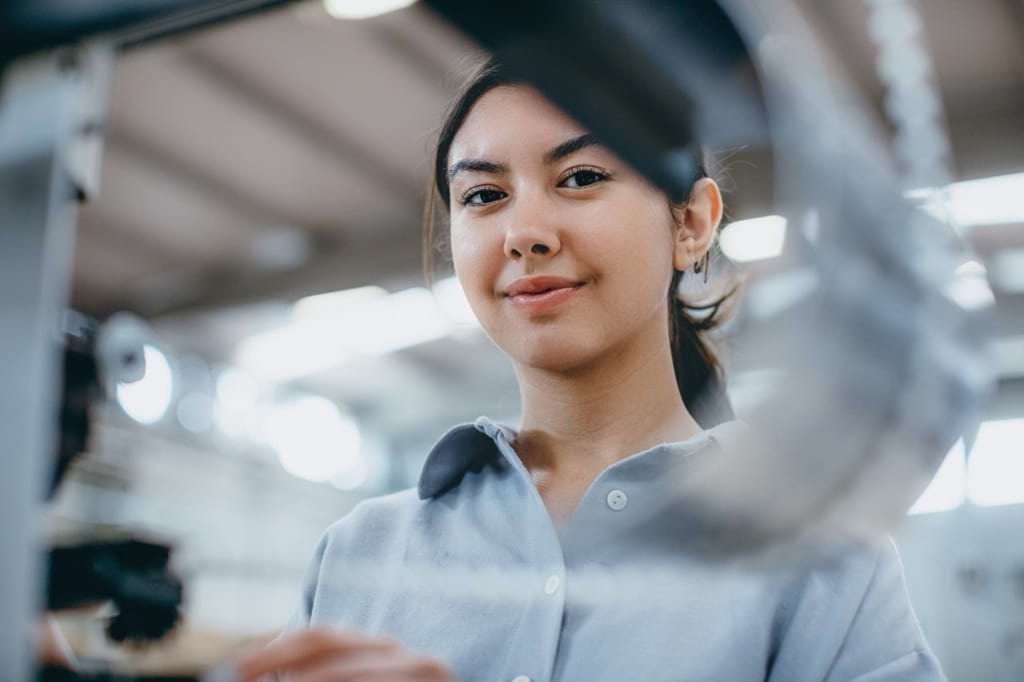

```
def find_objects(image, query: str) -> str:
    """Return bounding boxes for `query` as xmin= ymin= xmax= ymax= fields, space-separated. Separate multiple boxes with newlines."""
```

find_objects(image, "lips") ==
xmin=504 ymin=276 xmax=584 ymax=297
xmin=504 ymin=277 xmax=586 ymax=314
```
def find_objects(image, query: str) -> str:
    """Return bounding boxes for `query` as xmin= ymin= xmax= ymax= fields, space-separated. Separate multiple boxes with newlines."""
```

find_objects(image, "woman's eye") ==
xmin=560 ymin=168 xmax=608 ymax=189
xmin=461 ymin=188 xmax=507 ymax=206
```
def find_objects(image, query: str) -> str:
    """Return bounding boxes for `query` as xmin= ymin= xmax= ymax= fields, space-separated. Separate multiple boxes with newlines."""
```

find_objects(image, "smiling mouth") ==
xmin=507 ymin=283 xmax=583 ymax=296
xmin=505 ymin=283 xmax=586 ymax=311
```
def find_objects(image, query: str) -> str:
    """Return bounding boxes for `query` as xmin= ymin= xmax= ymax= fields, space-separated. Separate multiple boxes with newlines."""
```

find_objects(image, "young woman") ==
xmin=236 ymin=61 xmax=944 ymax=682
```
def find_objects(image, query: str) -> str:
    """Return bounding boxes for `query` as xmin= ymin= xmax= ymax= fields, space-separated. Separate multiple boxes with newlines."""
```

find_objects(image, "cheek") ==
xmin=450 ymin=225 xmax=502 ymax=318
xmin=583 ymin=200 xmax=675 ymax=294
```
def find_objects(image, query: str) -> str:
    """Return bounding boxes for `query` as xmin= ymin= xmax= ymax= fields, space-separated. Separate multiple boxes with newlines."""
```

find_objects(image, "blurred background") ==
xmin=43 ymin=0 xmax=1023 ymax=679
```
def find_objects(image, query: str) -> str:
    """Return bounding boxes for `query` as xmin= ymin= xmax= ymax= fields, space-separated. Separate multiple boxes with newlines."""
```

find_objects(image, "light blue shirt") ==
xmin=286 ymin=416 xmax=945 ymax=681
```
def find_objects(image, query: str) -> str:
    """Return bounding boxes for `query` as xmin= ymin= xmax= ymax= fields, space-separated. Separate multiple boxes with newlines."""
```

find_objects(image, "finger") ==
xmin=235 ymin=628 xmax=392 ymax=681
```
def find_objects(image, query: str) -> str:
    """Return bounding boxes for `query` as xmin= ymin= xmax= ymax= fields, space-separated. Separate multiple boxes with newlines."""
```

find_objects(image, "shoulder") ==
xmin=771 ymin=536 xmax=943 ymax=680
xmin=778 ymin=536 xmax=913 ymax=627
xmin=319 ymin=487 xmax=427 ymax=554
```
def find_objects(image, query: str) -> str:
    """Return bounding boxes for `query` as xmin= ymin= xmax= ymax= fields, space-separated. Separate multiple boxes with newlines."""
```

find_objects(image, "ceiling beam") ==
xmin=111 ymin=125 xmax=311 ymax=231
xmin=183 ymin=46 xmax=423 ymax=211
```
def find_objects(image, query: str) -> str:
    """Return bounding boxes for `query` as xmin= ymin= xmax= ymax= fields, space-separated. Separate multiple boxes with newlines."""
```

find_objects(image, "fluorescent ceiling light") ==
xmin=908 ymin=439 xmax=966 ymax=515
xmin=720 ymin=215 xmax=787 ymax=263
xmin=323 ymin=0 xmax=417 ymax=20
xmin=967 ymin=418 xmax=1024 ymax=507
xmin=293 ymin=285 xmax=387 ymax=319
xmin=116 ymin=345 xmax=174 ymax=425
xmin=907 ymin=172 xmax=1024 ymax=227
xmin=238 ymin=285 xmax=458 ymax=381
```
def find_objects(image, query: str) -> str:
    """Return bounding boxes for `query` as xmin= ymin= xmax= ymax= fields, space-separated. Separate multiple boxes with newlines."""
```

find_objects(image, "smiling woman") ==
xmin=235 ymin=57 xmax=946 ymax=682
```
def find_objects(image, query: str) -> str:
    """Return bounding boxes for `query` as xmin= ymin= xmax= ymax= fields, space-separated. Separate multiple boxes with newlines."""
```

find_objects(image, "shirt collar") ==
xmin=417 ymin=415 xmax=748 ymax=500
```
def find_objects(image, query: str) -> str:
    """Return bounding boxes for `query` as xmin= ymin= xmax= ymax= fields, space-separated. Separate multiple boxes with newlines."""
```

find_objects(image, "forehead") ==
xmin=449 ymin=85 xmax=588 ymax=161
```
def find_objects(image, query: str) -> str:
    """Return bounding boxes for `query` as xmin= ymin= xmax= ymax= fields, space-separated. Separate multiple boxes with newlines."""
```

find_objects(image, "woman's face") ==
xmin=447 ymin=85 xmax=697 ymax=373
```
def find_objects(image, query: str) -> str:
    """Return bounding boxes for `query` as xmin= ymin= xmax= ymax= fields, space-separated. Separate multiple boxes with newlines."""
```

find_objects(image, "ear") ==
xmin=672 ymin=178 xmax=723 ymax=272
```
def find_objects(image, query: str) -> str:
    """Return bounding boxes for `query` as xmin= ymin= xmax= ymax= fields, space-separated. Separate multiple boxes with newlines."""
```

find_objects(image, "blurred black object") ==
xmin=46 ymin=538 xmax=183 ymax=644
xmin=38 ymin=665 xmax=197 ymax=682
xmin=51 ymin=314 xmax=101 ymax=500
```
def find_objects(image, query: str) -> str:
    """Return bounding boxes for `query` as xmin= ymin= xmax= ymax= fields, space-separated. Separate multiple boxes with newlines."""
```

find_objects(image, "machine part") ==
xmin=96 ymin=313 xmax=155 ymax=386
xmin=0 ymin=1 xmax=296 ymax=65
xmin=46 ymin=538 xmax=183 ymax=643
xmin=0 ymin=44 xmax=116 ymax=682
xmin=51 ymin=314 xmax=101 ymax=499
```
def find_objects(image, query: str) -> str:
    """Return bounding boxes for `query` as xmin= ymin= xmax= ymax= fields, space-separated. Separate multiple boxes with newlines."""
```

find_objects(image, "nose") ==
xmin=503 ymin=195 xmax=562 ymax=262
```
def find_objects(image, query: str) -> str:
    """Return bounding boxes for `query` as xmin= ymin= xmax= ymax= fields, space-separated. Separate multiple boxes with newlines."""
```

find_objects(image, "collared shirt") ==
xmin=285 ymin=416 xmax=945 ymax=682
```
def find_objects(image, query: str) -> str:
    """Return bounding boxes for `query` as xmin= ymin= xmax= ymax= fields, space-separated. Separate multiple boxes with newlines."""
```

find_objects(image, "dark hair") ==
xmin=423 ymin=58 xmax=736 ymax=428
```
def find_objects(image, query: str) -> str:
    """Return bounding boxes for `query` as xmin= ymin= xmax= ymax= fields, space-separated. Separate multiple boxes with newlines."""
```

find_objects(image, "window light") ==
xmin=967 ymin=418 xmax=1024 ymax=507
xmin=720 ymin=215 xmax=787 ymax=263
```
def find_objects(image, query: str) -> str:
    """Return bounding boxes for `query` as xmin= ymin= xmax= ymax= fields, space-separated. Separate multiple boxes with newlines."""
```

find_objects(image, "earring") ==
xmin=692 ymin=251 xmax=710 ymax=284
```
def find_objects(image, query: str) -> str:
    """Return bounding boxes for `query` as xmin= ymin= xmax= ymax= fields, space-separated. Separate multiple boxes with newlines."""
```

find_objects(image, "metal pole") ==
xmin=0 ymin=46 xmax=112 ymax=682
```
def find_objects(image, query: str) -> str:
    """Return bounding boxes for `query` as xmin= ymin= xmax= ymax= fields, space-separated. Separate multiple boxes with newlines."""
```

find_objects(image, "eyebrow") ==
xmin=543 ymin=133 xmax=599 ymax=164
xmin=445 ymin=133 xmax=601 ymax=185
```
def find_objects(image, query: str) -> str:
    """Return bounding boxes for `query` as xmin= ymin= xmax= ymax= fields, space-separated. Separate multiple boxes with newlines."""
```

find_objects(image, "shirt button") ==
xmin=512 ymin=676 xmax=532 ymax=682
xmin=606 ymin=489 xmax=628 ymax=511
xmin=544 ymin=574 xmax=560 ymax=595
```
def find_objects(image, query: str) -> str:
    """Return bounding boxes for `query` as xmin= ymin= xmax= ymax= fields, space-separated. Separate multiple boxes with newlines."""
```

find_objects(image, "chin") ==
xmin=509 ymin=332 xmax=605 ymax=373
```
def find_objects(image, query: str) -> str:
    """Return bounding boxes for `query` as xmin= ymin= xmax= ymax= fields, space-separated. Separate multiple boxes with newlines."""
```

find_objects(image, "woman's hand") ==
xmin=235 ymin=628 xmax=455 ymax=682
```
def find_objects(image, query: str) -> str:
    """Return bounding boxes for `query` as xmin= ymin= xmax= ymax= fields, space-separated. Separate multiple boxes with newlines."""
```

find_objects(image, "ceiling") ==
xmin=68 ymin=0 xmax=1024 ymax=440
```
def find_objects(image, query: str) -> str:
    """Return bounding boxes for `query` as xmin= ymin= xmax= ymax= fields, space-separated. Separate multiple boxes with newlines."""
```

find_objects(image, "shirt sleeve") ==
xmin=769 ymin=536 xmax=947 ymax=682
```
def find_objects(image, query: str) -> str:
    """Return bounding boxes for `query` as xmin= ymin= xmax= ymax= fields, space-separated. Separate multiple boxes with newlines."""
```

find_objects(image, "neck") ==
xmin=512 ymin=315 xmax=703 ymax=477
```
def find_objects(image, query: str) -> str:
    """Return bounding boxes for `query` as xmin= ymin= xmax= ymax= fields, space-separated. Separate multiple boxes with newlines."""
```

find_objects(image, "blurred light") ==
xmin=323 ymin=0 xmax=417 ymax=20
xmin=116 ymin=345 xmax=174 ymax=425
xmin=944 ymin=259 xmax=995 ymax=311
xmin=265 ymin=395 xmax=362 ymax=482
xmin=177 ymin=392 xmax=215 ymax=433
xmin=432 ymin=276 xmax=480 ymax=327
xmin=214 ymin=367 xmax=265 ymax=441
xmin=237 ymin=325 xmax=353 ymax=381
xmin=908 ymin=439 xmax=966 ymax=515
xmin=239 ymin=286 xmax=455 ymax=381
xmin=720 ymin=215 xmax=787 ymax=262
xmin=216 ymin=367 xmax=261 ymax=410
xmin=908 ymin=172 xmax=1024 ymax=227
xmin=967 ymin=418 xmax=1024 ymax=507
xmin=293 ymin=285 xmax=386 ymax=319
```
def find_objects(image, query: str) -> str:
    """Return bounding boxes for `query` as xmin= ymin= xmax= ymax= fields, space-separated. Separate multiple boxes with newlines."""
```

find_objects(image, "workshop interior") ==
xmin=2 ymin=0 xmax=1023 ymax=680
